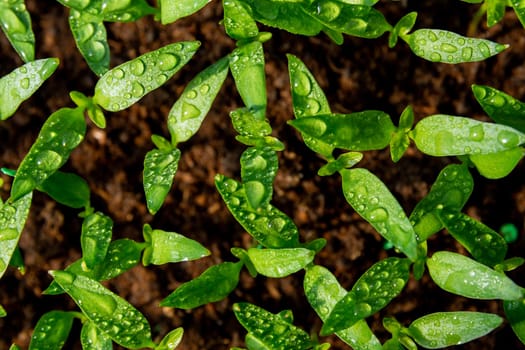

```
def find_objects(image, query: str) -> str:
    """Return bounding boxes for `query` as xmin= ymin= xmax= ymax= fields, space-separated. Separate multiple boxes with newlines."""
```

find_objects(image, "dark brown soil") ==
xmin=1 ymin=1 xmax=525 ymax=349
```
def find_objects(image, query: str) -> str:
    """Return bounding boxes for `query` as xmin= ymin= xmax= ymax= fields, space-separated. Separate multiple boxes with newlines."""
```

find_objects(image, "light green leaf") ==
xmin=247 ymin=247 xmax=314 ymax=278
xmin=0 ymin=0 xmax=35 ymax=62
xmin=81 ymin=321 xmax=113 ymax=350
xmin=159 ymin=0 xmax=211 ymax=24
xmin=223 ymin=0 xmax=259 ymax=40
xmin=81 ymin=212 xmax=113 ymax=270
xmin=156 ymin=328 xmax=184 ymax=350
xmin=29 ymin=311 xmax=75 ymax=350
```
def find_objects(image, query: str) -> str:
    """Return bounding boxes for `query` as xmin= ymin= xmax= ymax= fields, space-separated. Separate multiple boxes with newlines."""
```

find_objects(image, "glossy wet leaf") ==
xmin=70 ymin=90 xmax=106 ymax=128
xmin=504 ymin=298 xmax=525 ymax=345
xmin=240 ymin=146 xmax=278 ymax=209
xmin=341 ymin=168 xmax=418 ymax=260
xmin=411 ymin=114 xmax=525 ymax=156
xmin=390 ymin=106 xmax=414 ymax=162
xmin=0 ymin=192 xmax=32 ymax=280
xmin=439 ymin=210 xmax=507 ymax=266
xmin=302 ymin=1 xmax=392 ymax=40
xmin=160 ymin=261 xmax=243 ymax=309
xmin=223 ymin=0 xmax=259 ymax=40
xmin=156 ymin=327 xmax=184 ymax=350
xmin=159 ymin=0 xmax=210 ymax=24
xmin=81 ymin=212 xmax=113 ymax=270
xmin=10 ymin=107 xmax=86 ymax=201
xmin=247 ymin=247 xmax=314 ymax=278
xmin=472 ymin=85 xmax=525 ymax=133
xmin=38 ymin=171 xmax=90 ymax=209
xmin=469 ymin=147 xmax=524 ymax=179
xmin=287 ymin=54 xmax=333 ymax=158
xmin=389 ymin=12 xmax=417 ymax=48
xmin=142 ymin=224 xmax=210 ymax=266
xmin=28 ymin=311 xmax=75 ymax=350
xmin=81 ymin=321 xmax=112 ymax=350
xmin=168 ymin=56 xmax=229 ymax=144
xmin=409 ymin=164 xmax=473 ymax=242
xmin=403 ymin=29 xmax=508 ymax=63
xmin=94 ymin=41 xmax=201 ymax=111
xmin=427 ymin=251 xmax=523 ymax=300
xmin=318 ymin=152 xmax=363 ymax=176
xmin=408 ymin=311 xmax=502 ymax=349
xmin=69 ymin=9 xmax=109 ymax=76
xmin=0 ymin=304 xmax=5 ymax=317
xmin=0 ymin=58 xmax=59 ymax=121
xmin=304 ymin=265 xmax=382 ymax=350
xmin=59 ymin=0 xmax=157 ymax=22
xmin=230 ymin=107 xmax=272 ymax=139
xmin=322 ymin=257 xmax=411 ymax=335
xmin=44 ymin=239 xmax=144 ymax=295
xmin=289 ymin=111 xmax=395 ymax=151
xmin=50 ymin=271 xmax=155 ymax=349
xmin=215 ymin=174 xmax=300 ymax=248
xmin=230 ymin=41 xmax=267 ymax=120
xmin=0 ymin=0 xmax=35 ymax=62
xmin=143 ymin=147 xmax=181 ymax=214
xmin=233 ymin=302 xmax=313 ymax=350
xmin=487 ymin=0 xmax=506 ymax=26
xmin=510 ymin=0 xmax=525 ymax=27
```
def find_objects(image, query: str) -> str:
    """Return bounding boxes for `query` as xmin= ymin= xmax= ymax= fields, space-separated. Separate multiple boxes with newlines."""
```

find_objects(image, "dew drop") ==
xmin=130 ymin=59 xmax=145 ymax=76
xmin=0 ymin=259 xmax=6 ymax=272
xmin=461 ymin=47 xmax=473 ymax=60
xmin=305 ymin=98 xmax=321 ymax=115
xmin=355 ymin=282 xmax=370 ymax=298
xmin=186 ymin=90 xmax=198 ymax=99
xmin=269 ymin=217 xmax=286 ymax=232
xmin=181 ymin=102 xmax=201 ymax=121
xmin=369 ymin=207 xmax=389 ymax=222
xmin=230 ymin=197 xmax=240 ymax=206
xmin=354 ymin=302 xmax=372 ymax=317
xmin=317 ymin=1 xmax=341 ymax=21
xmin=156 ymin=74 xmax=167 ymax=85
xmin=490 ymin=94 xmax=506 ymax=107
xmin=469 ymin=124 xmax=484 ymax=141
xmin=292 ymin=71 xmax=312 ymax=96
xmin=223 ymin=179 xmax=238 ymax=193
xmin=35 ymin=150 xmax=63 ymax=171
xmin=131 ymin=82 xmax=145 ymax=98
xmin=113 ymin=68 xmax=125 ymax=79
xmin=88 ymin=40 xmax=106 ymax=61
xmin=428 ymin=31 xmax=438 ymax=42
xmin=0 ymin=229 xmax=18 ymax=241
xmin=440 ymin=43 xmax=458 ymax=53
xmin=158 ymin=53 xmax=179 ymax=71
xmin=20 ymin=77 xmax=30 ymax=89
xmin=78 ymin=23 xmax=95 ymax=43
xmin=430 ymin=52 xmax=442 ymax=62
xmin=497 ymin=130 xmax=520 ymax=147
xmin=200 ymin=84 xmax=210 ymax=94
xmin=477 ymin=42 xmax=490 ymax=57
xmin=245 ymin=181 xmax=265 ymax=208
xmin=298 ymin=117 xmax=327 ymax=137
xmin=457 ymin=37 xmax=466 ymax=45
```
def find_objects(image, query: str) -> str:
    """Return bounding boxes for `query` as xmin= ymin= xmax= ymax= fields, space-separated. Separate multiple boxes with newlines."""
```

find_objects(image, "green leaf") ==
xmin=0 ymin=0 xmax=35 ymax=62
xmin=156 ymin=328 xmax=184 ymax=350
xmin=321 ymin=257 xmax=411 ymax=335
xmin=70 ymin=91 xmax=107 ymax=128
xmin=143 ymin=147 xmax=181 ymax=215
xmin=469 ymin=147 xmax=524 ymax=179
xmin=427 ymin=251 xmax=523 ymax=300
xmin=142 ymin=224 xmax=210 ymax=266
xmin=288 ymin=111 xmax=395 ymax=151
xmin=233 ymin=302 xmax=313 ymax=350
xmin=81 ymin=321 xmax=113 ymax=350
xmin=504 ymin=298 xmax=525 ymax=345
xmin=230 ymin=107 xmax=273 ymax=138
xmin=68 ymin=10 xmax=110 ymax=76
xmin=403 ymin=29 xmax=508 ymax=63
xmin=240 ymin=146 xmax=278 ymax=209
xmin=223 ymin=0 xmax=259 ymax=40
xmin=93 ymin=41 xmax=201 ymax=111
xmin=486 ymin=0 xmax=506 ymax=26
xmin=50 ymin=271 xmax=155 ymax=349
xmin=411 ymin=114 xmax=525 ymax=156
xmin=409 ymin=164 xmax=473 ymax=242
xmin=472 ymin=85 xmax=525 ymax=133
xmin=510 ymin=0 xmax=525 ymax=27
xmin=215 ymin=174 xmax=300 ymax=248
xmin=44 ymin=238 xmax=144 ymax=295
xmin=159 ymin=0 xmax=211 ymax=24
xmin=99 ymin=0 xmax=157 ymax=22
xmin=230 ymin=41 xmax=267 ymax=120
xmin=160 ymin=261 xmax=243 ymax=309
xmin=0 ymin=192 xmax=32 ymax=280
xmin=168 ymin=56 xmax=229 ymax=144
xmin=0 ymin=58 xmax=59 ymax=121
xmin=304 ymin=265 xmax=382 ymax=350
xmin=389 ymin=12 xmax=417 ymax=48
xmin=390 ymin=106 xmax=414 ymax=162
xmin=0 ymin=304 xmax=5 ymax=317
xmin=341 ymin=168 xmax=418 ymax=260
xmin=10 ymin=107 xmax=87 ymax=201
xmin=38 ymin=171 xmax=90 ymax=208
xmin=29 ymin=311 xmax=75 ymax=349
xmin=318 ymin=152 xmax=363 ymax=176
xmin=247 ymin=247 xmax=314 ymax=278
xmin=408 ymin=312 xmax=502 ymax=349
xmin=81 ymin=212 xmax=113 ymax=270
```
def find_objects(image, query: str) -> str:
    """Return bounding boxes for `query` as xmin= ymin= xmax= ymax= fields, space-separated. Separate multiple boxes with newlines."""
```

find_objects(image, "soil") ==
xmin=1 ymin=1 xmax=525 ymax=349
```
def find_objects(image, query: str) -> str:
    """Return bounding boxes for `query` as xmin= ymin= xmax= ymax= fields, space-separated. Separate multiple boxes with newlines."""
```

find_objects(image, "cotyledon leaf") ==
xmin=168 ymin=56 xmax=229 ymax=144
xmin=504 ymin=298 xmax=525 ymax=344
xmin=58 ymin=0 xmax=157 ymax=22
xmin=156 ymin=328 xmax=184 ymax=350
xmin=486 ymin=0 xmax=506 ymax=27
xmin=510 ymin=0 xmax=525 ymax=27
xmin=341 ymin=168 xmax=418 ymax=260
xmin=289 ymin=111 xmax=395 ymax=151
xmin=81 ymin=321 xmax=113 ymax=350
xmin=247 ymin=247 xmax=314 ymax=278
xmin=215 ymin=174 xmax=300 ymax=248
xmin=287 ymin=54 xmax=333 ymax=158
xmin=472 ymin=84 xmax=525 ymax=133
xmin=469 ymin=147 xmax=524 ymax=179
xmin=159 ymin=0 xmax=211 ymax=24
xmin=223 ymin=0 xmax=259 ymax=40
xmin=10 ymin=107 xmax=87 ymax=202
xmin=68 ymin=9 xmax=109 ymax=76
xmin=233 ymin=302 xmax=314 ymax=350
xmin=81 ymin=211 xmax=113 ymax=271
xmin=403 ymin=29 xmax=508 ymax=63
xmin=304 ymin=265 xmax=382 ymax=350
xmin=411 ymin=114 xmax=525 ymax=156
xmin=93 ymin=41 xmax=201 ymax=111
xmin=409 ymin=164 xmax=473 ymax=242
xmin=38 ymin=170 xmax=90 ymax=209
xmin=0 ymin=0 xmax=35 ymax=62
xmin=0 ymin=192 xmax=32 ymax=280
xmin=50 ymin=271 xmax=155 ymax=349
xmin=321 ymin=257 xmax=411 ymax=335
xmin=427 ymin=251 xmax=524 ymax=300
xmin=240 ymin=146 xmax=278 ymax=209
xmin=0 ymin=58 xmax=59 ymax=121
xmin=143 ymin=147 xmax=181 ymax=215
xmin=28 ymin=311 xmax=75 ymax=350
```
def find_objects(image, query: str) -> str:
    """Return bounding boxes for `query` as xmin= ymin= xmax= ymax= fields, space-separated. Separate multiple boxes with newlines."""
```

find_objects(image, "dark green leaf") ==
xmin=80 ymin=321 xmax=112 ymax=350
xmin=318 ymin=152 xmax=363 ymax=176
xmin=28 ymin=311 xmax=75 ymax=350
xmin=240 ymin=146 xmax=278 ymax=209
xmin=0 ymin=0 xmax=35 ymax=62
xmin=389 ymin=12 xmax=417 ymax=48
xmin=223 ymin=0 xmax=259 ymax=40
xmin=81 ymin=212 xmax=113 ymax=270
xmin=510 ymin=0 xmax=525 ymax=27
xmin=486 ymin=0 xmax=506 ymax=26
xmin=38 ymin=171 xmax=90 ymax=209
xmin=504 ymin=298 xmax=525 ymax=345
xmin=156 ymin=327 xmax=184 ymax=350
xmin=230 ymin=107 xmax=272 ymax=139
